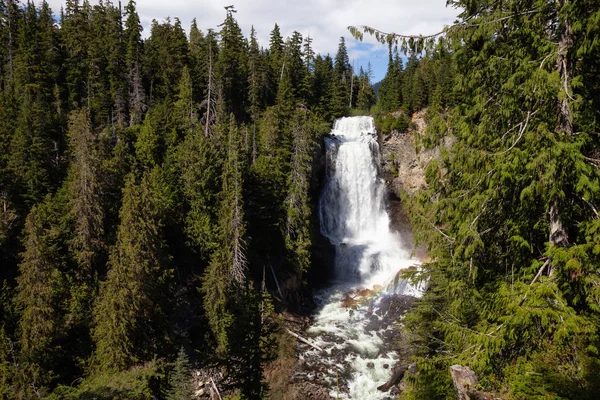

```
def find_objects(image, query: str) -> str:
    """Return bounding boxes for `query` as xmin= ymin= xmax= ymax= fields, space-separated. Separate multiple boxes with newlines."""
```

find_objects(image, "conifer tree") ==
xmin=105 ymin=1 xmax=127 ymax=128
xmin=0 ymin=0 xmax=21 ymax=86
xmin=378 ymin=45 xmax=403 ymax=112
xmin=0 ymin=3 xmax=367 ymax=396
xmin=67 ymin=109 xmax=104 ymax=282
xmin=144 ymin=17 xmax=189 ymax=103
xmin=179 ymin=127 xmax=222 ymax=258
xmin=248 ymin=25 xmax=266 ymax=122
xmin=166 ymin=347 xmax=194 ymax=400
xmin=285 ymin=31 xmax=308 ymax=102
xmin=202 ymin=115 xmax=247 ymax=351
xmin=201 ymin=29 xmax=219 ymax=137
xmin=371 ymin=0 xmax=600 ymax=396
xmin=63 ymin=0 xmax=91 ymax=108
xmin=9 ymin=0 xmax=61 ymax=206
xmin=172 ymin=66 xmax=196 ymax=139
xmin=217 ymin=6 xmax=248 ymax=121
xmin=188 ymin=18 xmax=205 ymax=105
xmin=124 ymin=0 xmax=145 ymax=125
xmin=356 ymin=64 xmax=375 ymax=111
xmin=285 ymin=110 xmax=315 ymax=274
xmin=93 ymin=170 xmax=173 ymax=371
xmin=15 ymin=196 xmax=67 ymax=379
xmin=267 ymin=23 xmax=284 ymax=104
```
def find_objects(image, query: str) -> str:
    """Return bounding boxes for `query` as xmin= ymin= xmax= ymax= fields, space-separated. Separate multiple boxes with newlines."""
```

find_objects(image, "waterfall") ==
xmin=295 ymin=116 xmax=422 ymax=399
xmin=319 ymin=116 xmax=413 ymax=289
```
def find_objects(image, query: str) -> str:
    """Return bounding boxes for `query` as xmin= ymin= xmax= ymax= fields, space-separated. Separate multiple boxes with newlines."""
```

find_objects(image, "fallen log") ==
xmin=377 ymin=362 xmax=414 ymax=392
xmin=210 ymin=377 xmax=222 ymax=400
xmin=285 ymin=328 xmax=323 ymax=352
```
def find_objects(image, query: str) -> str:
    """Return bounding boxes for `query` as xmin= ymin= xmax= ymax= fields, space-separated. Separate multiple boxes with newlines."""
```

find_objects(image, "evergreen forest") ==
xmin=0 ymin=0 xmax=599 ymax=399
xmin=0 ymin=0 xmax=375 ymax=398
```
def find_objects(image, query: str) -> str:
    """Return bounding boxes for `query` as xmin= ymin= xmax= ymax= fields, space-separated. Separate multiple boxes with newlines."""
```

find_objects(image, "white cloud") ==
xmin=45 ymin=0 xmax=461 ymax=80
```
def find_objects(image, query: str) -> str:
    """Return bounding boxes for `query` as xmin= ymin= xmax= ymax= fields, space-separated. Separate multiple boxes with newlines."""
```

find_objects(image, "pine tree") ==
xmin=378 ymin=44 xmax=403 ymax=112
xmin=166 ymin=347 xmax=194 ymax=400
xmin=217 ymin=6 xmax=248 ymax=121
xmin=200 ymin=29 xmax=219 ymax=137
xmin=0 ymin=0 xmax=21 ymax=87
xmin=267 ymin=23 xmax=284 ymax=105
xmin=63 ymin=0 xmax=91 ymax=108
xmin=124 ymin=0 xmax=145 ymax=125
xmin=202 ymin=115 xmax=247 ymax=351
xmin=179 ymin=127 xmax=222 ymax=259
xmin=9 ymin=0 xmax=62 ymax=206
xmin=390 ymin=0 xmax=600 ymax=396
xmin=15 ymin=196 xmax=67 ymax=376
xmin=334 ymin=37 xmax=350 ymax=81
xmin=172 ymin=66 xmax=196 ymax=139
xmin=67 ymin=109 xmax=104 ymax=281
xmin=248 ymin=25 xmax=266 ymax=122
xmin=356 ymin=64 xmax=375 ymax=111
xmin=401 ymin=53 xmax=418 ymax=114
xmin=285 ymin=110 xmax=315 ymax=274
xmin=188 ymin=18 xmax=205 ymax=106
xmin=312 ymin=54 xmax=335 ymax=120
xmin=144 ymin=17 xmax=189 ymax=103
xmin=93 ymin=170 xmax=173 ymax=371
xmin=331 ymin=37 xmax=351 ymax=116
xmin=105 ymin=1 xmax=127 ymax=129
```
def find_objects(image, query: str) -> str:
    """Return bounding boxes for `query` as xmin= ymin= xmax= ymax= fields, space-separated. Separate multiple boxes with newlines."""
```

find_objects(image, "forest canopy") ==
xmin=0 ymin=0 xmax=375 ymax=397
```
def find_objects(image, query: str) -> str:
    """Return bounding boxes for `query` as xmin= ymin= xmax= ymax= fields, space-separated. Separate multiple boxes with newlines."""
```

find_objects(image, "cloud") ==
xmin=45 ymin=0 xmax=461 ymax=81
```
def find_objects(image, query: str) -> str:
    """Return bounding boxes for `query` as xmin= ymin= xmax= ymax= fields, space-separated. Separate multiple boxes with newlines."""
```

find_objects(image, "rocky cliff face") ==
xmin=379 ymin=110 xmax=453 ymax=261
xmin=380 ymin=110 xmax=454 ymax=196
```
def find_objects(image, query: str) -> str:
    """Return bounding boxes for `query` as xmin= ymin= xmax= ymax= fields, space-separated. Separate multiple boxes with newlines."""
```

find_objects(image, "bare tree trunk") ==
xmin=285 ymin=328 xmax=323 ymax=351
xmin=205 ymin=42 xmax=213 ymax=137
xmin=349 ymin=65 xmax=354 ymax=108
xmin=252 ymin=123 xmax=257 ymax=164
xmin=280 ymin=60 xmax=286 ymax=83
xmin=557 ymin=0 xmax=574 ymax=137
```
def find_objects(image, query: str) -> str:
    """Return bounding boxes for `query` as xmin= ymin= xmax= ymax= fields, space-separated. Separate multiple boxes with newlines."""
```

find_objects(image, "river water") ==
xmin=294 ymin=116 xmax=423 ymax=399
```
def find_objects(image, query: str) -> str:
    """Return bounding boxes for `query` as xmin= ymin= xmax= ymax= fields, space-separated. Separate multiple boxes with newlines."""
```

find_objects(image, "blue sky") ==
xmin=46 ymin=0 xmax=460 ymax=83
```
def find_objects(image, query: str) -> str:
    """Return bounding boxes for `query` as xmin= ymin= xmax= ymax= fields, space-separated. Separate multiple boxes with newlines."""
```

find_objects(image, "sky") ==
xmin=46 ymin=0 xmax=461 ymax=83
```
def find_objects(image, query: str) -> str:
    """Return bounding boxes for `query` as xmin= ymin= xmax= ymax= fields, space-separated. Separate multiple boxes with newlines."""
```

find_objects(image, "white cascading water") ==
xmin=295 ymin=116 xmax=422 ymax=399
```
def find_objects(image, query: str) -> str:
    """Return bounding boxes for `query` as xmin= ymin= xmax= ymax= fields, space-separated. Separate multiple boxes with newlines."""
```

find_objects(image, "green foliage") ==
xmin=166 ymin=348 xmax=194 ymax=400
xmin=0 ymin=2 xmax=341 ymax=397
xmin=16 ymin=195 xmax=68 ymax=371
xmin=376 ymin=112 xmax=410 ymax=134
xmin=202 ymin=116 xmax=247 ymax=351
xmin=285 ymin=110 xmax=320 ymax=274
xmin=93 ymin=170 xmax=174 ymax=372
xmin=49 ymin=360 xmax=167 ymax=400
xmin=389 ymin=152 xmax=399 ymax=177
xmin=389 ymin=0 xmax=600 ymax=397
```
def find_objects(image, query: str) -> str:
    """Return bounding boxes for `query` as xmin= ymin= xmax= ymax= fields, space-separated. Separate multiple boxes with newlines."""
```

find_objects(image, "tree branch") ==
xmin=415 ymin=212 xmax=455 ymax=242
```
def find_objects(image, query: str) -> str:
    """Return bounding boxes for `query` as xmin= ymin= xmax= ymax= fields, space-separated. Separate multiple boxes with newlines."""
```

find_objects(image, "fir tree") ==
xmin=124 ymin=0 xmax=145 ymax=125
xmin=202 ymin=115 xmax=247 ymax=351
xmin=217 ymin=6 xmax=248 ymax=121
xmin=15 ymin=195 xmax=67 ymax=383
xmin=93 ymin=170 xmax=173 ymax=372
xmin=67 ymin=108 xmax=104 ymax=281
xmin=166 ymin=347 xmax=194 ymax=400
xmin=267 ymin=23 xmax=284 ymax=104
xmin=285 ymin=110 xmax=316 ymax=274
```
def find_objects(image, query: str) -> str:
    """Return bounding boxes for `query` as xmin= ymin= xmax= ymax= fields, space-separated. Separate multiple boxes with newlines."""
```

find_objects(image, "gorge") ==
xmin=292 ymin=116 xmax=423 ymax=399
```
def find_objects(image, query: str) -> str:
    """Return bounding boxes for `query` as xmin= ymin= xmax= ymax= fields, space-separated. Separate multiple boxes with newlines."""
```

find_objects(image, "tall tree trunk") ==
xmin=205 ymin=42 xmax=213 ymax=137
xmin=557 ymin=0 xmax=574 ymax=137
xmin=547 ymin=0 xmax=574 ymax=276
